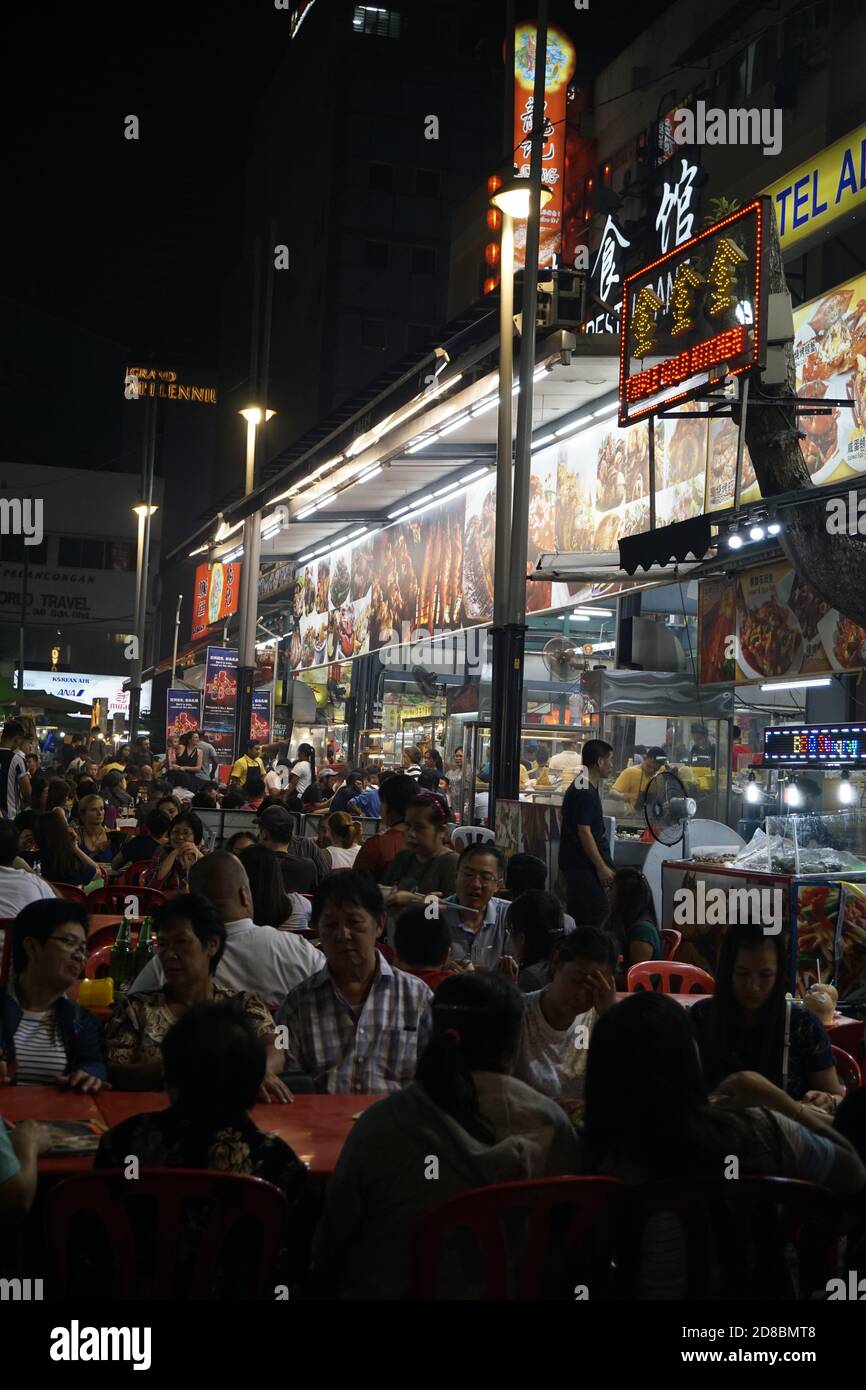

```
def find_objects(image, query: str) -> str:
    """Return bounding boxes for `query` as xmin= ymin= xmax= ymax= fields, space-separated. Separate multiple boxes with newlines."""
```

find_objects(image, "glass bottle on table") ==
xmin=132 ymin=917 xmax=155 ymax=978
xmin=109 ymin=918 xmax=135 ymax=996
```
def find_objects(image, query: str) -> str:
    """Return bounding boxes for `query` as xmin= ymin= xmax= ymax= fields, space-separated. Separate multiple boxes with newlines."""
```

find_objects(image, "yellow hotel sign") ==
xmin=764 ymin=123 xmax=866 ymax=253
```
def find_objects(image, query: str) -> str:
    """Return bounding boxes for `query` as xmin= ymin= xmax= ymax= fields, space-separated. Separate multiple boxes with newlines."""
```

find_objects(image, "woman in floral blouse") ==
xmin=144 ymin=811 xmax=207 ymax=891
xmin=104 ymin=894 xmax=291 ymax=1102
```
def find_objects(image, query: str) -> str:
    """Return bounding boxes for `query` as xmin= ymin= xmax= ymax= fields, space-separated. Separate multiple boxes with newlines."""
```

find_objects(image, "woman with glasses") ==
xmin=0 ymin=901 xmax=107 ymax=1090
xmin=104 ymin=894 xmax=291 ymax=1102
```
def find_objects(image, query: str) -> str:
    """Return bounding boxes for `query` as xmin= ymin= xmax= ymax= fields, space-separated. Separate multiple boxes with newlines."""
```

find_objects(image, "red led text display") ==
xmin=618 ymin=198 xmax=768 ymax=425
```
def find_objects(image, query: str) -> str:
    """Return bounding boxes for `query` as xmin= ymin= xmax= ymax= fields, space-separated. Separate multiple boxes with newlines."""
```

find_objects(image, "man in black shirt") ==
xmin=256 ymin=804 xmax=329 ymax=889
xmin=559 ymin=738 xmax=615 ymax=926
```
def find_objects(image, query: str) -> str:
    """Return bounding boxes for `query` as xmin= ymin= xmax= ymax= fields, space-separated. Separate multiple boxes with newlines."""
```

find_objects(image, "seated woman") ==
xmin=583 ymin=991 xmax=865 ymax=1298
xmin=321 ymin=811 xmax=361 ymax=870
xmin=0 ymin=900 xmax=107 ymax=1090
xmin=75 ymin=793 xmax=115 ymax=867
xmin=45 ymin=777 xmax=75 ymax=821
xmin=381 ymin=794 xmax=458 ymax=908
xmin=144 ymin=810 xmax=207 ymax=891
xmin=35 ymin=812 xmax=102 ymax=887
xmin=691 ymin=922 xmax=843 ymax=1110
xmin=225 ymin=829 xmax=257 ymax=856
xmin=237 ymin=842 xmax=311 ymax=932
xmin=603 ymin=866 xmax=661 ymax=981
xmin=310 ymin=972 xmax=581 ymax=1299
xmin=507 ymin=890 xmax=568 ymax=993
xmin=513 ymin=925 xmax=617 ymax=1111
xmin=104 ymin=894 xmax=291 ymax=1101
xmin=96 ymin=1002 xmax=311 ymax=1287
xmin=110 ymin=808 xmax=172 ymax=873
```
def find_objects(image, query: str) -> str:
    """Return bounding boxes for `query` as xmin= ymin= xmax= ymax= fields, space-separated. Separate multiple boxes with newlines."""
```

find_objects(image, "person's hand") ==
xmin=450 ymin=958 xmax=474 ymax=972
xmin=389 ymin=891 xmax=421 ymax=909
xmin=598 ymin=864 xmax=615 ymax=888
xmin=710 ymin=1070 xmax=788 ymax=1114
xmin=59 ymin=1071 xmax=109 ymax=1094
xmin=802 ymin=1089 xmax=840 ymax=1115
xmin=257 ymin=1073 xmax=293 ymax=1104
xmin=496 ymin=955 xmax=519 ymax=982
xmin=10 ymin=1119 xmax=54 ymax=1156
xmin=586 ymin=968 xmax=617 ymax=1014
xmin=67 ymin=824 xmax=80 ymax=844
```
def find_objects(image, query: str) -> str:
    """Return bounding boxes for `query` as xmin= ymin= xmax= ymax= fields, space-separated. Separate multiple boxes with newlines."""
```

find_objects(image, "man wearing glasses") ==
xmin=437 ymin=845 xmax=516 ymax=968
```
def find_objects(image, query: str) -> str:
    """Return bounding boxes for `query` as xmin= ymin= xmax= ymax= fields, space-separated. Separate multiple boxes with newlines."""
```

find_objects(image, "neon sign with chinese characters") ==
xmin=618 ymin=198 xmax=768 ymax=425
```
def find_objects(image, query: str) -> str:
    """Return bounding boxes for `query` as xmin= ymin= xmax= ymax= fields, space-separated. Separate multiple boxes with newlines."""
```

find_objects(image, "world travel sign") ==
xmin=618 ymin=199 xmax=769 ymax=425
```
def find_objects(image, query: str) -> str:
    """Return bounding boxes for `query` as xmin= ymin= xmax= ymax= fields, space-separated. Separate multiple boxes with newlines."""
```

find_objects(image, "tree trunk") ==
xmin=734 ymin=200 xmax=866 ymax=629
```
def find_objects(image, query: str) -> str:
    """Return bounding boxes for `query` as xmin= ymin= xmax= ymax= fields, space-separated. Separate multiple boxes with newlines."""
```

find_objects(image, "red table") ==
xmin=3 ymin=1087 xmax=382 ymax=1178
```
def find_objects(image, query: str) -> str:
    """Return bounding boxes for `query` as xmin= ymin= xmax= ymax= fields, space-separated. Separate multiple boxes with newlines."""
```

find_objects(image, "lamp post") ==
xmin=235 ymin=406 xmax=276 ymax=759
xmin=488 ymin=177 xmax=553 ymax=820
xmin=129 ymin=501 xmax=158 ymax=742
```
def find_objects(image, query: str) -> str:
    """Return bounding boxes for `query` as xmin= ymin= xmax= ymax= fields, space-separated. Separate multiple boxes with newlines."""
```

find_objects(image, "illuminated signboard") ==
xmin=191 ymin=561 xmax=242 ymax=641
xmin=763 ymin=723 xmax=866 ymax=768
xmin=763 ymin=122 xmax=866 ymax=255
xmin=512 ymin=22 xmax=576 ymax=270
xmin=618 ymin=198 xmax=768 ymax=425
xmin=124 ymin=366 xmax=217 ymax=404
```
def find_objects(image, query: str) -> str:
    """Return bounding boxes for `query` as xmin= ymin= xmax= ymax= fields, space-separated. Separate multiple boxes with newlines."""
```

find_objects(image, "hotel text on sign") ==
xmin=618 ymin=198 xmax=768 ymax=425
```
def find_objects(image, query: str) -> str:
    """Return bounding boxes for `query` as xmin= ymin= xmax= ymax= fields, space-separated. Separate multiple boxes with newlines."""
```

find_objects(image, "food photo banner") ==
xmin=165 ymin=689 xmax=201 ymax=743
xmin=698 ymin=565 xmax=866 ymax=685
xmin=201 ymin=646 xmax=238 ymax=763
xmin=191 ymin=561 xmax=241 ymax=640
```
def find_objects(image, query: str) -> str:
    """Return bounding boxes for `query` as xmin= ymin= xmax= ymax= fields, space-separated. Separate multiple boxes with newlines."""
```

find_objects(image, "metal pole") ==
xmin=235 ymin=237 xmax=264 ymax=758
xmin=501 ymin=0 xmax=548 ymax=801
xmin=129 ymin=508 xmax=146 ymax=741
xmin=733 ymin=375 xmax=750 ymax=511
xmin=17 ymin=552 xmax=28 ymax=700
xmin=489 ymin=212 xmax=515 ymax=824
xmin=648 ymin=417 xmax=657 ymax=533
xmin=171 ymin=594 xmax=183 ymax=683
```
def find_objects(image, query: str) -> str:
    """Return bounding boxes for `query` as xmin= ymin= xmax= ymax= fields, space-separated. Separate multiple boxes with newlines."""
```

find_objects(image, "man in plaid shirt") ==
xmin=276 ymin=872 xmax=433 ymax=1094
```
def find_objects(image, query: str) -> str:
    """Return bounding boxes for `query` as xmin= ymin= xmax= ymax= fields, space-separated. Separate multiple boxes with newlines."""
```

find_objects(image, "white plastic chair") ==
xmin=451 ymin=825 xmax=496 ymax=851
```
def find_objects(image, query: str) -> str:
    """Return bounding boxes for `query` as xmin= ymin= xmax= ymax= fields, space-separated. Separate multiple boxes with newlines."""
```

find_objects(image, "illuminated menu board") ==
xmin=763 ymin=723 xmax=866 ymax=767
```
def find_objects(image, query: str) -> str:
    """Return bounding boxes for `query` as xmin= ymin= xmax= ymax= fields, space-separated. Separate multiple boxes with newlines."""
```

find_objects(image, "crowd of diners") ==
xmin=0 ymin=719 xmax=865 ymax=1297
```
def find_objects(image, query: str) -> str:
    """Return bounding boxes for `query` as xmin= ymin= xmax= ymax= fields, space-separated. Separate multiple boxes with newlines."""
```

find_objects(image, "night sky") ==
xmin=1 ymin=0 xmax=672 ymax=369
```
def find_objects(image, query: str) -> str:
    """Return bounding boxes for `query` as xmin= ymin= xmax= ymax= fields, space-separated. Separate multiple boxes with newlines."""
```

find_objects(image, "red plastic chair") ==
xmin=86 ymin=884 xmax=169 ymax=914
xmin=49 ymin=882 xmax=89 ymax=905
xmin=412 ymin=1176 xmax=623 ymax=1300
xmin=627 ymin=960 xmax=714 ymax=995
xmin=84 ymin=945 xmax=115 ymax=980
xmin=617 ymin=1177 xmax=843 ymax=1300
xmin=660 ymin=927 xmax=682 ymax=961
xmin=831 ymin=1045 xmax=861 ymax=1094
xmin=44 ymin=1169 xmax=287 ymax=1300
xmin=119 ymin=860 xmax=154 ymax=887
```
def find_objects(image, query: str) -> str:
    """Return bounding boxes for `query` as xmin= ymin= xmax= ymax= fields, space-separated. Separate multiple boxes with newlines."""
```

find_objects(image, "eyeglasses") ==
xmin=458 ymin=869 xmax=499 ymax=886
xmin=49 ymin=935 xmax=87 ymax=957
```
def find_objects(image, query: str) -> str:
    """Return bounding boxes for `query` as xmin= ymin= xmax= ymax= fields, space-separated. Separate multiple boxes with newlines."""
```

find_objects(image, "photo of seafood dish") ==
xmin=624 ymin=425 xmax=649 ymax=502
xmin=662 ymin=408 xmax=707 ymax=490
xmin=353 ymin=599 xmax=370 ymax=656
xmin=849 ymin=353 xmax=866 ymax=432
xmin=593 ymin=511 xmax=622 ymax=552
xmin=462 ymin=484 xmax=495 ymax=621
xmin=301 ymin=622 xmax=316 ymax=669
xmin=595 ymin=433 xmax=626 ymax=511
xmin=291 ymin=577 xmax=304 ymax=621
xmin=782 ymin=570 xmax=830 ymax=650
xmin=798 ymin=380 xmax=838 ymax=476
xmin=313 ymin=618 xmax=328 ymax=666
xmin=737 ymin=586 xmax=803 ymax=678
xmin=290 ymin=620 xmax=302 ymax=670
xmin=554 ymin=458 xmax=594 ymax=551
xmin=373 ymin=526 xmax=420 ymax=634
xmin=351 ymin=539 xmax=373 ymax=600
xmin=707 ymin=416 xmax=758 ymax=511
xmin=416 ymin=509 xmax=467 ymax=630
xmin=330 ymin=553 xmax=351 ymax=607
xmin=315 ymin=559 xmax=330 ymax=614
xmin=304 ymin=565 xmax=316 ymax=615
xmin=699 ymin=579 xmax=736 ymax=684
xmin=335 ymin=603 xmax=356 ymax=658
xmin=807 ymin=287 xmax=854 ymax=340
xmin=817 ymin=608 xmax=866 ymax=671
xmin=326 ymin=611 xmax=339 ymax=662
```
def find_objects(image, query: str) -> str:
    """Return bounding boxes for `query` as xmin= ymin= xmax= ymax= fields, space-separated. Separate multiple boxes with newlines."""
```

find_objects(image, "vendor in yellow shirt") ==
xmin=230 ymin=739 xmax=266 ymax=789
xmin=608 ymin=747 xmax=667 ymax=811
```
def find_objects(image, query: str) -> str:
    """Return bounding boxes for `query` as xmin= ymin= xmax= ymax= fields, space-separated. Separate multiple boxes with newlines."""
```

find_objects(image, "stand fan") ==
xmin=644 ymin=769 xmax=697 ymax=857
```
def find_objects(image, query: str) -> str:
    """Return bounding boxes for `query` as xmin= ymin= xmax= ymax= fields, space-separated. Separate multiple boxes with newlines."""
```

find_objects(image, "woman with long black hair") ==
xmin=603 ymin=866 xmax=661 ymax=981
xmin=289 ymin=743 xmax=316 ymax=799
xmin=310 ymin=972 xmax=580 ymax=1298
xmin=691 ymin=922 xmax=843 ymax=1108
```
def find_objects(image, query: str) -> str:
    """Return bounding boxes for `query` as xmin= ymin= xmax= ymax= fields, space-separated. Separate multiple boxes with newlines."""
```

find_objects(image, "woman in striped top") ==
xmin=0 ymin=900 xmax=107 ymax=1090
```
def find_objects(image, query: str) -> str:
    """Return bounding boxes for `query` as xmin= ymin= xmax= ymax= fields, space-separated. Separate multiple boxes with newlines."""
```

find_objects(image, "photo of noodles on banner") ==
xmin=698 ymin=563 xmax=866 ymax=685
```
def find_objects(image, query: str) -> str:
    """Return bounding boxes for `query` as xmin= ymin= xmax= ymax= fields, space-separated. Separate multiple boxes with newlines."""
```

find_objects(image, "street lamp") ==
xmin=130 ymin=502 xmax=159 ymax=742
xmin=235 ymin=405 xmax=276 ymax=758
